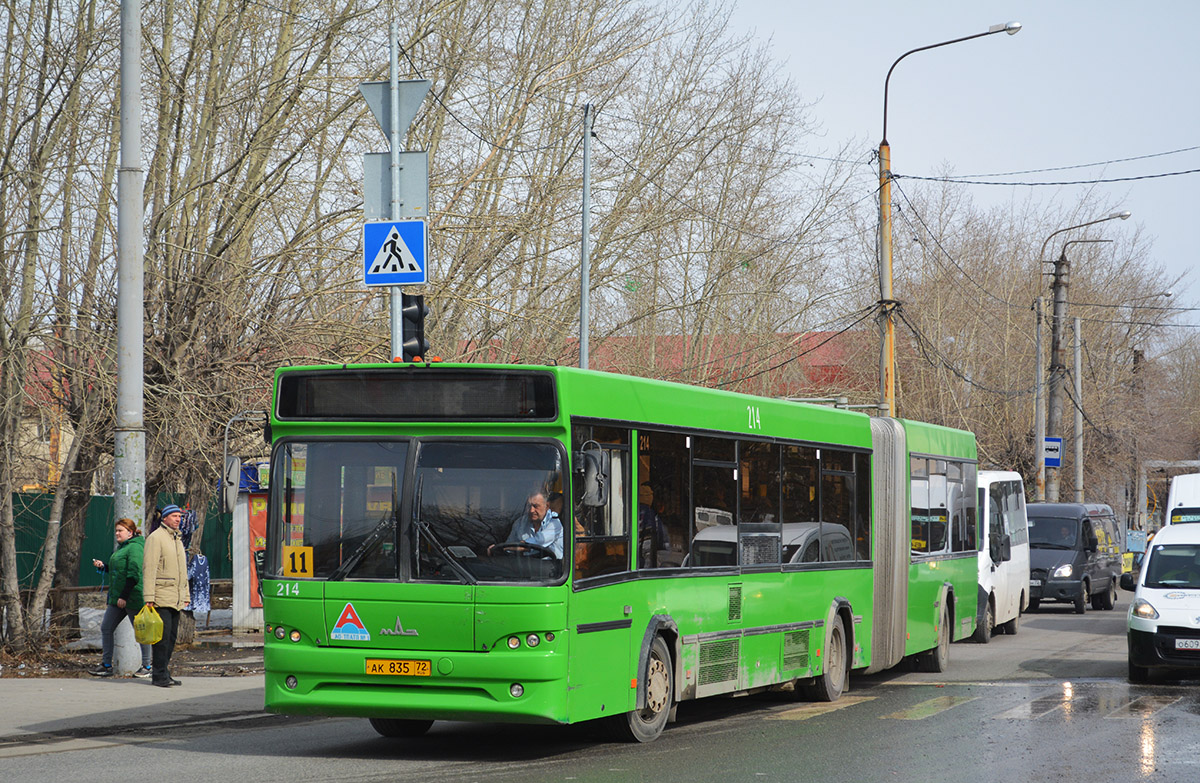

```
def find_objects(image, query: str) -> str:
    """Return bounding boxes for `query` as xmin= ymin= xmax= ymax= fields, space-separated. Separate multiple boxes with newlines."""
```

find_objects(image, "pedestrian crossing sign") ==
xmin=364 ymin=220 xmax=426 ymax=286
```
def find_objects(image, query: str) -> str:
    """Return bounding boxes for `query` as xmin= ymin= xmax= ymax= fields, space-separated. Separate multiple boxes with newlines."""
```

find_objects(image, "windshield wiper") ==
xmin=329 ymin=514 xmax=395 ymax=581
xmin=411 ymin=474 xmax=476 ymax=585
xmin=1032 ymin=543 xmax=1071 ymax=549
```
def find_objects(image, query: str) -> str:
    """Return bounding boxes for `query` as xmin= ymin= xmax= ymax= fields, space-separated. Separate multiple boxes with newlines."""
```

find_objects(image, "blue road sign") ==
xmin=1043 ymin=436 xmax=1063 ymax=468
xmin=364 ymin=220 xmax=426 ymax=286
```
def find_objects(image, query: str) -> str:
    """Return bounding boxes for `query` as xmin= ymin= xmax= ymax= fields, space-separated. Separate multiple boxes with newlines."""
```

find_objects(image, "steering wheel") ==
xmin=493 ymin=542 xmax=558 ymax=559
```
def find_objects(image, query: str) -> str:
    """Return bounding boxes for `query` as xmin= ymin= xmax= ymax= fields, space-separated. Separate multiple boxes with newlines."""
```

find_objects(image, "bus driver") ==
xmin=490 ymin=491 xmax=564 ymax=559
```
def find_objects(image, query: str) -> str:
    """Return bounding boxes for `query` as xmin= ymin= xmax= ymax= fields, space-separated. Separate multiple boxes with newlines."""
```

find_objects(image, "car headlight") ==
xmin=1132 ymin=598 xmax=1159 ymax=620
xmin=1052 ymin=564 xmax=1073 ymax=578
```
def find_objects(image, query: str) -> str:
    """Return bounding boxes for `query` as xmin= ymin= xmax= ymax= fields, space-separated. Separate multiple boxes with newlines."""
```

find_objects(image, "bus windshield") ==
xmin=413 ymin=441 xmax=565 ymax=582
xmin=270 ymin=439 xmax=565 ymax=584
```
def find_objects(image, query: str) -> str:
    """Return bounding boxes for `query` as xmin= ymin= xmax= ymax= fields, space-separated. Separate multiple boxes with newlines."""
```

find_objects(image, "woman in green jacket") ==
xmin=88 ymin=518 xmax=153 ymax=677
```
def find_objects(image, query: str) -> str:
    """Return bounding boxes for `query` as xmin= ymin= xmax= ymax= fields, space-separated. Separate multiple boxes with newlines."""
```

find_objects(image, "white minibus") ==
xmin=974 ymin=471 xmax=1031 ymax=641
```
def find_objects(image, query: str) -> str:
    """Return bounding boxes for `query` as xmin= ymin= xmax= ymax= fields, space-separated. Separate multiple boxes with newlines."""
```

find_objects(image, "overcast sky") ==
xmin=729 ymin=0 xmax=1199 ymax=307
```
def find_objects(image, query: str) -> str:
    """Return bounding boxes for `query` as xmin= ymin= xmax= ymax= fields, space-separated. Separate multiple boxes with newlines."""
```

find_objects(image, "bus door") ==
xmin=985 ymin=483 xmax=1010 ymax=617
xmin=567 ymin=433 xmax=633 ymax=721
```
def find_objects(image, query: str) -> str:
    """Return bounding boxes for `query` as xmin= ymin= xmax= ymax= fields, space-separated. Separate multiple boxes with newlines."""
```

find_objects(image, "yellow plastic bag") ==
xmin=134 ymin=604 xmax=163 ymax=645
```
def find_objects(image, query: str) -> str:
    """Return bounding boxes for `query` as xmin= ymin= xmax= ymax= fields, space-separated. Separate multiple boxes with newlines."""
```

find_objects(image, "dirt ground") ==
xmin=1 ymin=583 xmax=263 ymax=679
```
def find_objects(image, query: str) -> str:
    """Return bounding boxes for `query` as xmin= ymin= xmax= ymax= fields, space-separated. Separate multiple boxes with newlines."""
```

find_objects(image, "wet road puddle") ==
xmin=771 ymin=695 xmax=875 ymax=720
xmin=881 ymin=694 xmax=977 ymax=720
xmin=1105 ymin=694 xmax=1182 ymax=718
xmin=995 ymin=684 xmax=1183 ymax=720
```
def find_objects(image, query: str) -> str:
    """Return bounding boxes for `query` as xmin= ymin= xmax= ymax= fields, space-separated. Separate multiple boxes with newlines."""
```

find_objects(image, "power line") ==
xmin=714 ymin=306 xmax=878 ymax=388
xmin=890 ymin=180 xmax=1021 ymax=311
xmin=948 ymin=144 xmax=1200 ymax=180
xmin=895 ymin=308 xmax=1038 ymax=398
xmin=896 ymin=167 xmax=1200 ymax=187
xmin=1069 ymin=299 xmax=1200 ymax=313
xmin=592 ymin=131 xmax=880 ymax=256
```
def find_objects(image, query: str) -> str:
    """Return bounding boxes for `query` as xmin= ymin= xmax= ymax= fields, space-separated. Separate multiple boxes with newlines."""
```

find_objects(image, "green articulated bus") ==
xmin=260 ymin=363 xmax=979 ymax=741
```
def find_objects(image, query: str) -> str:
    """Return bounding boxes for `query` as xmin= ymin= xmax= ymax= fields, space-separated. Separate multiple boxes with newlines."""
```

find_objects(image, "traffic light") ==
xmin=400 ymin=292 xmax=431 ymax=361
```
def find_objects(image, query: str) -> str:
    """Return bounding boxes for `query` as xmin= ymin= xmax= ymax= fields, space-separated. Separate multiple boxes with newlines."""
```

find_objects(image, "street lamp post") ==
xmin=878 ymin=21 xmax=1021 ymax=417
xmin=1039 ymin=212 xmax=1131 ymax=501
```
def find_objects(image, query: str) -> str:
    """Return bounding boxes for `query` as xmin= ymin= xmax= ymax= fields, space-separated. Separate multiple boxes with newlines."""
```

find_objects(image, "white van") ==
xmin=1120 ymin=522 xmax=1200 ymax=682
xmin=1165 ymin=473 xmax=1200 ymax=525
xmin=974 ymin=471 xmax=1031 ymax=641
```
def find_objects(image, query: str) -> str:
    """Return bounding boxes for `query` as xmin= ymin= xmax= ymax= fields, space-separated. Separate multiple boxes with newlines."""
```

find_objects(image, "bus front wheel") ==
xmin=369 ymin=718 xmax=434 ymax=738
xmin=610 ymin=636 xmax=673 ymax=742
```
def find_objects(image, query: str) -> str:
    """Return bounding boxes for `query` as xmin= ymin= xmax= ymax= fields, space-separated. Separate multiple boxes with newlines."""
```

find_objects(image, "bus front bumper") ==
xmin=264 ymin=642 xmax=569 ymax=724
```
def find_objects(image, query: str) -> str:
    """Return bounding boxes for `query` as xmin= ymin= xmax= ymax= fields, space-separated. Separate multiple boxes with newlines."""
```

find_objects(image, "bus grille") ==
xmin=728 ymin=583 xmax=743 ymax=621
xmin=699 ymin=639 xmax=739 ymax=685
xmin=783 ymin=629 xmax=810 ymax=670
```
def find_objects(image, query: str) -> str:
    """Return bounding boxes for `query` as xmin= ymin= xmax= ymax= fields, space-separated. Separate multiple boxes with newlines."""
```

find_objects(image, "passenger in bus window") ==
xmin=638 ymin=484 xmax=668 ymax=568
xmin=490 ymin=491 xmax=563 ymax=558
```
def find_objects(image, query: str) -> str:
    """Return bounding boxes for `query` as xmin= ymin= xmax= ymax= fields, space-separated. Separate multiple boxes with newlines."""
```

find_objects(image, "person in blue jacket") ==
xmin=88 ymin=518 xmax=152 ymax=678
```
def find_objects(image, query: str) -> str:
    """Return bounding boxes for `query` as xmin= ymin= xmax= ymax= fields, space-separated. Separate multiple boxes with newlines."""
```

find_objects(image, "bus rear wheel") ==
xmin=610 ymin=636 xmax=673 ymax=742
xmin=806 ymin=614 xmax=847 ymax=702
xmin=369 ymin=718 xmax=434 ymax=738
xmin=918 ymin=606 xmax=951 ymax=673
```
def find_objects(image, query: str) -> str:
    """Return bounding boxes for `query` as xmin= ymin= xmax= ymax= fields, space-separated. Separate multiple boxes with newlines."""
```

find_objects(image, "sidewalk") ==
xmin=0 ymin=674 xmax=267 ymax=756
xmin=0 ymin=607 xmax=268 ymax=757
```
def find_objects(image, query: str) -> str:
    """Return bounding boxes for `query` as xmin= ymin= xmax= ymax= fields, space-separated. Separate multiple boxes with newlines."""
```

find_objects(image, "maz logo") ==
xmin=380 ymin=618 xmax=419 ymax=636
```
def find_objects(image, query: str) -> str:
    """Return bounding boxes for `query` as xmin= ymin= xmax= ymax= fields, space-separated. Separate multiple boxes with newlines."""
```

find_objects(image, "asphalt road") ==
xmin=5 ymin=600 xmax=1199 ymax=783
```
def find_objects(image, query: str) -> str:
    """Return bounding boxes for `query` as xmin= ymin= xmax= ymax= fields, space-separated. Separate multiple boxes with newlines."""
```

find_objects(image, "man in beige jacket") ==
xmin=144 ymin=504 xmax=190 ymax=687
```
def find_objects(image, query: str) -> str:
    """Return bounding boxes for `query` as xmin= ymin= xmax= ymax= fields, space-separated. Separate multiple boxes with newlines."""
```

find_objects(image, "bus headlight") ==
xmin=509 ymin=683 xmax=524 ymax=698
xmin=526 ymin=634 xmax=541 ymax=648
xmin=1052 ymin=564 xmax=1073 ymax=578
xmin=285 ymin=676 xmax=298 ymax=690
xmin=290 ymin=630 xmax=301 ymax=642
xmin=275 ymin=626 xmax=287 ymax=639
xmin=507 ymin=636 xmax=521 ymax=649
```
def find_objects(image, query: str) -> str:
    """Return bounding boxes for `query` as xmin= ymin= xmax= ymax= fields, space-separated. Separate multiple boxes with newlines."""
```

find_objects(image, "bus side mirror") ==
xmin=222 ymin=456 xmax=241 ymax=514
xmin=999 ymin=534 xmax=1012 ymax=562
xmin=577 ymin=444 xmax=609 ymax=507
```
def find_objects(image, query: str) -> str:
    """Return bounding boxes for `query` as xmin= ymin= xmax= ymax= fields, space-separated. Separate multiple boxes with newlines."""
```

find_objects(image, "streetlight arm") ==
xmin=1038 ymin=212 xmax=1131 ymax=265
xmin=882 ymin=22 xmax=1021 ymax=144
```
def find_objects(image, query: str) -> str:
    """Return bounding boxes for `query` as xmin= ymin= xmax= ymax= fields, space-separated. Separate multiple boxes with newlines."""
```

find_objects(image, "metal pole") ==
xmin=579 ymin=104 xmax=592 ymax=370
xmin=1034 ymin=296 xmax=1045 ymax=501
xmin=877 ymin=22 xmax=1020 ymax=418
xmin=1136 ymin=461 xmax=1148 ymax=531
xmin=1046 ymin=249 xmax=1069 ymax=501
xmin=1045 ymin=235 xmax=1118 ymax=501
xmin=1130 ymin=349 xmax=1143 ymax=526
xmin=114 ymin=0 xmax=146 ymax=524
xmin=1073 ymin=317 xmax=1084 ymax=503
xmin=389 ymin=23 xmax=403 ymax=359
xmin=878 ymin=141 xmax=895 ymax=417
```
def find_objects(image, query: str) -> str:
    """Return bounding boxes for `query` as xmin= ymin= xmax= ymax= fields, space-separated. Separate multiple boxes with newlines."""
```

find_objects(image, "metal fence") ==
xmin=12 ymin=493 xmax=233 ymax=589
